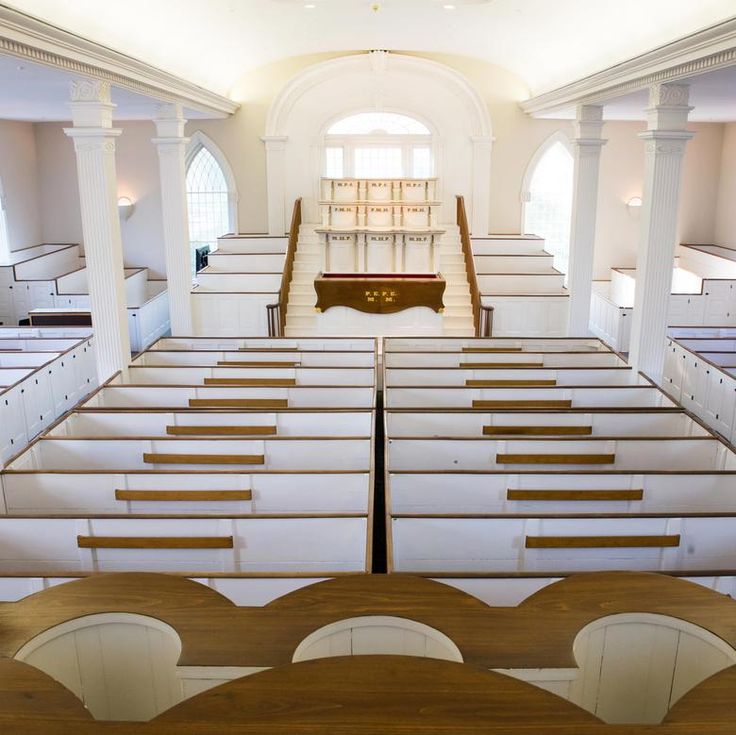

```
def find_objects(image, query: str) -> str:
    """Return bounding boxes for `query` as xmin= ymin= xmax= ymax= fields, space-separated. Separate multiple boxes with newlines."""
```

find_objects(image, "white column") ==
xmin=152 ymin=103 xmax=193 ymax=335
xmin=64 ymin=80 xmax=130 ymax=381
xmin=470 ymin=135 xmax=492 ymax=235
xmin=629 ymin=83 xmax=693 ymax=382
xmin=567 ymin=105 xmax=606 ymax=335
xmin=261 ymin=135 xmax=288 ymax=235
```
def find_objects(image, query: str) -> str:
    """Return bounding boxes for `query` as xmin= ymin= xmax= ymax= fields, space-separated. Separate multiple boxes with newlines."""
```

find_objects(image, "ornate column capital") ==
xmin=645 ymin=82 xmax=693 ymax=132
xmin=68 ymin=78 xmax=116 ymax=128
xmin=63 ymin=126 xmax=122 ymax=153
xmin=154 ymin=102 xmax=187 ymax=140
xmin=572 ymin=104 xmax=606 ymax=142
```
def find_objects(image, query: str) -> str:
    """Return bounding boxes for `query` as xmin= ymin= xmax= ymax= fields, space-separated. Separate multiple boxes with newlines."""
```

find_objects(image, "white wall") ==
xmin=0 ymin=120 xmax=42 ymax=250
xmin=714 ymin=121 xmax=736 ymax=247
xmin=35 ymin=120 xmax=166 ymax=277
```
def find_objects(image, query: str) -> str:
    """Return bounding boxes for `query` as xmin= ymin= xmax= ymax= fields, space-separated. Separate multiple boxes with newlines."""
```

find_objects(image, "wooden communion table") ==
xmin=314 ymin=272 xmax=446 ymax=314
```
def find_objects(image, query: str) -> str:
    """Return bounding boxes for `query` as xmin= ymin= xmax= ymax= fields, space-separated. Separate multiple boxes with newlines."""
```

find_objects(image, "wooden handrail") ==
xmin=456 ymin=195 xmax=482 ymax=336
xmin=268 ymin=198 xmax=302 ymax=336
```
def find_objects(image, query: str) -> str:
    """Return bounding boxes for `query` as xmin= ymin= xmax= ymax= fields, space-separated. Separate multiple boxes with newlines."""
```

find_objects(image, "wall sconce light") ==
xmin=117 ymin=196 xmax=135 ymax=220
xmin=626 ymin=196 xmax=643 ymax=209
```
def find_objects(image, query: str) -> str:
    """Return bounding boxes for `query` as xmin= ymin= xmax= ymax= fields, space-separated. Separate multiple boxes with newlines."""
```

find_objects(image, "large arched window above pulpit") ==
xmin=323 ymin=111 xmax=434 ymax=179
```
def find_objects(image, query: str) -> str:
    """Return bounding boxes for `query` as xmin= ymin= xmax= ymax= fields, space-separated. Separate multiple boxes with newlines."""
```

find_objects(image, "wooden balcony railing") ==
xmin=456 ymin=195 xmax=492 ymax=337
xmin=267 ymin=198 xmax=302 ymax=336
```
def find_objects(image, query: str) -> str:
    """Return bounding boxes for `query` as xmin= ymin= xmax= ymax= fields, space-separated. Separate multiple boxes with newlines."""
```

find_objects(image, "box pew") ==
xmin=149 ymin=337 xmax=377 ymax=351
xmin=194 ymin=272 xmax=282 ymax=291
xmin=388 ymin=471 xmax=736 ymax=515
xmin=386 ymin=437 xmax=731 ymax=471
xmin=133 ymin=349 xmax=375 ymax=368
xmin=7 ymin=437 xmax=372 ymax=471
xmin=690 ymin=352 xmax=736 ymax=367
xmin=384 ymin=410 xmax=709 ymax=438
xmin=80 ymin=385 xmax=376 ymax=409
xmin=215 ymin=235 xmax=288 ymax=254
xmin=0 ymin=337 xmax=85 ymax=351
xmin=1 ymin=471 xmax=371 ymax=514
xmin=384 ymin=337 xmax=611 ymax=353
xmin=384 ymin=367 xmax=644 ymax=387
xmin=384 ymin=351 xmax=626 ymax=368
xmin=0 ymin=516 xmax=369 ymax=573
xmin=384 ymin=386 xmax=675 ymax=409
xmin=115 ymin=366 xmax=375 ymax=387
xmin=47 ymin=410 xmax=374 ymax=438
xmin=675 ymin=339 xmax=736 ymax=353
xmin=0 ymin=352 xmax=57 ymax=368
xmin=206 ymin=253 xmax=286 ymax=272
xmin=390 ymin=515 xmax=736 ymax=573
xmin=669 ymin=327 xmax=736 ymax=339
xmin=0 ymin=368 xmax=35 ymax=387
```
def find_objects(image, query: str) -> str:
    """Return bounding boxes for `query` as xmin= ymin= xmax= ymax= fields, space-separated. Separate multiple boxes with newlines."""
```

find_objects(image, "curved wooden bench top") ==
xmin=1 ymin=572 xmax=736 ymax=672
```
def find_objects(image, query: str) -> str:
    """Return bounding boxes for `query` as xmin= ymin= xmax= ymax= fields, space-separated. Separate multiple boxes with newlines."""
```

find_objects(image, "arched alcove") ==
xmin=186 ymin=131 xmax=239 ymax=270
xmin=570 ymin=612 xmax=736 ymax=724
xmin=292 ymin=615 xmax=463 ymax=663
xmin=15 ymin=612 xmax=183 ymax=721
xmin=263 ymin=50 xmax=492 ymax=235
xmin=521 ymin=131 xmax=574 ymax=276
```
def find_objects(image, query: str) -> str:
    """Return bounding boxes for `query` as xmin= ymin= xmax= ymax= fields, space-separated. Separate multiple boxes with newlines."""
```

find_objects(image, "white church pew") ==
xmin=384 ymin=410 xmax=709 ymax=438
xmin=133 ymin=349 xmax=375 ymax=368
xmin=386 ymin=437 xmax=732 ymax=471
xmin=388 ymin=471 xmax=736 ymax=515
xmin=384 ymin=367 xmax=645 ymax=387
xmin=191 ymin=292 xmax=277 ymax=337
xmin=384 ymin=386 xmax=676 ymax=409
xmin=474 ymin=255 xmax=553 ymax=273
xmin=471 ymin=235 xmax=545 ymax=255
xmin=0 ymin=368 xmax=35 ymax=387
xmin=47 ymin=410 xmax=374 ymax=438
xmin=384 ymin=351 xmax=625 ymax=368
xmin=81 ymin=385 xmax=376 ymax=409
xmin=384 ymin=337 xmax=611 ymax=353
xmin=477 ymin=273 xmax=566 ymax=294
xmin=0 ymin=516 xmax=369 ymax=573
xmin=0 ymin=335 xmax=97 ymax=462
xmin=150 ymin=337 xmax=377 ymax=351
xmin=390 ymin=515 xmax=736 ymax=573
xmin=1 ymin=471 xmax=371 ymax=515
xmin=669 ymin=327 xmax=736 ymax=339
xmin=206 ymin=253 xmax=286 ymax=272
xmin=115 ymin=366 xmax=375 ymax=387
xmin=194 ymin=272 xmax=282 ymax=291
xmin=215 ymin=235 xmax=288 ymax=254
xmin=0 ymin=352 xmax=58 ymax=368
xmin=7 ymin=437 xmax=372 ymax=471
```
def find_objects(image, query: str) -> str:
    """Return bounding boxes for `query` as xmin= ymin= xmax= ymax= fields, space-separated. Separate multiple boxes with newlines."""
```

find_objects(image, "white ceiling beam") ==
xmin=521 ymin=17 xmax=736 ymax=117
xmin=0 ymin=5 xmax=239 ymax=118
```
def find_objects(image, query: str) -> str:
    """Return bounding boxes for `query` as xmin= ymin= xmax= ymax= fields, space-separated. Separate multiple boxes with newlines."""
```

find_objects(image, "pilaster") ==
xmin=629 ymin=83 xmax=694 ymax=382
xmin=470 ymin=136 xmax=492 ymax=235
xmin=567 ymin=104 xmax=606 ymax=335
xmin=261 ymin=135 xmax=289 ymax=235
xmin=63 ymin=79 xmax=130 ymax=381
xmin=153 ymin=102 xmax=193 ymax=335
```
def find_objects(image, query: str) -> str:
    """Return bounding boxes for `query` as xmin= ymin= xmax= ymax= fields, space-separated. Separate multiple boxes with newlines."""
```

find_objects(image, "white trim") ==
xmin=186 ymin=131 xmax=239 ymax=234
xmin=520 ymin=130 xmax=572 ymax=233
xmin=0 ymin=5 xmax=238 ymax=117
xmin=521 ymin=17 xmax=736 ymax=116
xmin=266 ymin=51 xmax=491 ymax=139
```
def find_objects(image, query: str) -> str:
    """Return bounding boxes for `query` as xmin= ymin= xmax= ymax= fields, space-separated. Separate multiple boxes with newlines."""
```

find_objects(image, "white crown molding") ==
xmin=521 ymin=17 xmax=736 ymax=116
xmin=0 ymin=5 xmax=238 ymax=118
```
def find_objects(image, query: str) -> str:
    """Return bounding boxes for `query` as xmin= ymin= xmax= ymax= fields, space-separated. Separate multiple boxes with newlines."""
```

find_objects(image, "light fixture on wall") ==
xmin=117 ymin=196 xmax=135 ymax=221
xmin=626 ymin=196 xmax=643 ymax=209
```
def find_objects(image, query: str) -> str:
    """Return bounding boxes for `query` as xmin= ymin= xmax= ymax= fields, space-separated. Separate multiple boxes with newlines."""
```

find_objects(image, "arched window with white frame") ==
xmin=323 ymin=111 xmax=434 ymax=179
xmin=522 ymin=135 xmax=574 ymax=276
xmin=0 ymin=177 xmax=11 ymax=262
xmin=185 ymin=133 xmax=237 ymax=276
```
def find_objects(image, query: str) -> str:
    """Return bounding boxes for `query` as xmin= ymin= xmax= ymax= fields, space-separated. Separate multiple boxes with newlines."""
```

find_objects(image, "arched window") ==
xmin=324 ymin=111 xmax=434 ymax=179
xmin=522 ymin=138 xmax=574 ymax=276
xmin=0 ymin=178 xmax=11 ymax=261
xmin=185 ymin=135 xmax=236 ymax=276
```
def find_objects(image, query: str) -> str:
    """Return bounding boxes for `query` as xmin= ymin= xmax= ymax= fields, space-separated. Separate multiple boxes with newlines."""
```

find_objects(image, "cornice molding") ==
xmin=520 ymin=17 xmax=736 ymax=116
xmin=0 ymin=5 xmax=238 ymax=117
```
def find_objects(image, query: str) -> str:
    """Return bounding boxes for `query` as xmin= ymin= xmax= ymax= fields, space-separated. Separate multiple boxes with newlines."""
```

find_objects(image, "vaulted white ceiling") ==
xmin=4 ymin=0 xmax=736 ymax=99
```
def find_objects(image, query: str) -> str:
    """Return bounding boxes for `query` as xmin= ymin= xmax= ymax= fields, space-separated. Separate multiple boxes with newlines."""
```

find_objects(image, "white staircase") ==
xmin=472 ymin=235 xmax=569 ymax=337
xmin=284 ymin=224 xmax=475 ymax=336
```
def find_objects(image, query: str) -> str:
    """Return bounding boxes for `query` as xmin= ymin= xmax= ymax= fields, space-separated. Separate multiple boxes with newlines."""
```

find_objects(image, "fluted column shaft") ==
xmin=629 ymin=83 xmax=693 ymax=382
xmin=153 ymin=104 xmax=193 ymax=335
xmin=567 ymin=105 xmax=606 ymax=335
xmin=64 ymin=80 xmax=130 ymax=381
